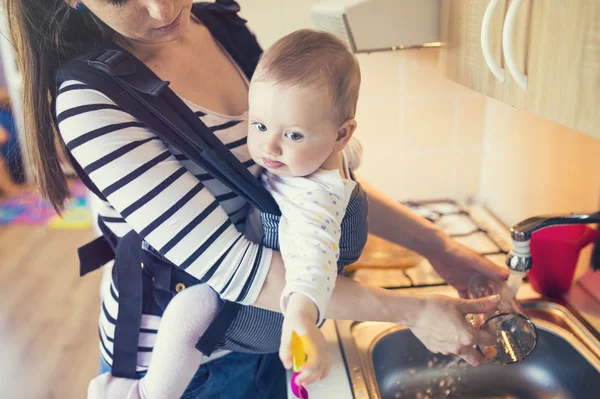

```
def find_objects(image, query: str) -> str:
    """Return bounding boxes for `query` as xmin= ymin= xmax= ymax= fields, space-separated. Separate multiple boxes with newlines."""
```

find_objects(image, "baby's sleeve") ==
xmin=278 ymin=189 xmax=348 ymax=324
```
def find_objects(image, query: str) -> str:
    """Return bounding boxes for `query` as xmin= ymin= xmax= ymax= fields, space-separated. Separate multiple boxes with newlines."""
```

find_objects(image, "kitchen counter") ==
xmin=287 ymin=203 xmax=600 ymax=398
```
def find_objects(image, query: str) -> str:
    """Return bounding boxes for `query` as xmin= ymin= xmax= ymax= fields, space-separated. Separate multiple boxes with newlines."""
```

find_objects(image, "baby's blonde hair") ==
xmin=253 ymin=29 xmax=361 ymax=127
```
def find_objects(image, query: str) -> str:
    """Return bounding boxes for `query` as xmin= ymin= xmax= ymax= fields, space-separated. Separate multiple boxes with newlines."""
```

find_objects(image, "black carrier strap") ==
xmin=77 ymin=236 xmax=114 ymax=276
xmin=194 ymin=301 xmax=240 ymax=357
xmin=53 ymin=1 xmax=277 ymax=378
xmin=111 ymin=230 xmax=144 ymax=378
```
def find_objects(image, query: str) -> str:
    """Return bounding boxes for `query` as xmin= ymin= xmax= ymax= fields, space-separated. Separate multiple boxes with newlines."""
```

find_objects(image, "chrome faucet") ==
xmin=506 ymin=212 xmax=600 ymax=273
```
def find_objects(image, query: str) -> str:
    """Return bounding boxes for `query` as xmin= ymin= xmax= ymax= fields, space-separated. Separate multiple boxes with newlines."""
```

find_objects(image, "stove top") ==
xmin=351 ymin=200 xmax=512 ymax=288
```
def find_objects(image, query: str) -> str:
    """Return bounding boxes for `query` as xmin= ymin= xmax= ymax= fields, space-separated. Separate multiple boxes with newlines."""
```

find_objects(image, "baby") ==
xmin=89 ymin=28 xmax=364 ymax=399
xmin=246 ymin=27 xmax=362 ymax=384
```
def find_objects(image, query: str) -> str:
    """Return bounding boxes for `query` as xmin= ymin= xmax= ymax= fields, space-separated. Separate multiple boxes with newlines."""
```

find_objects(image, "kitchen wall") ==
xmin=237 ymin=0 xmax=488 ymax=202
xmin=479 ymin=99 xmax=600 ymax=227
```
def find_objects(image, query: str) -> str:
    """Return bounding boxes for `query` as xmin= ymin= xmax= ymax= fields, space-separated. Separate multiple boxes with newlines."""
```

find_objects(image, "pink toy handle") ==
xmin=291 ymin=372 xmax=309 ymax=399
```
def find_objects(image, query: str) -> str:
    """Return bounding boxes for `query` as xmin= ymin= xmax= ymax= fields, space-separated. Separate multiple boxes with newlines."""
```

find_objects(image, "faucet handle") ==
xmin=511 ymin=211 xmax=600 ymax=241
xmin=506 ymin=240 xmax=533 ymax=273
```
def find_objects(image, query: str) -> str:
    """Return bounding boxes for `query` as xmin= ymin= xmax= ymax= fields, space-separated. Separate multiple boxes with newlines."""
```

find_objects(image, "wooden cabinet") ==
xmin=524 ymin=1 xmax=599 ymax=137
xmin=439 ymin=0 xmax=600 ymax=140
xmin=439 ymin=0 xmax=507 ymax=101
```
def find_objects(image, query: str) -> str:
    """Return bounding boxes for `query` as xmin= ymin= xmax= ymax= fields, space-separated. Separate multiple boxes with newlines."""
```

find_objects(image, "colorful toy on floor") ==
xmin=0 ymin=179 xmax=91 ymax=229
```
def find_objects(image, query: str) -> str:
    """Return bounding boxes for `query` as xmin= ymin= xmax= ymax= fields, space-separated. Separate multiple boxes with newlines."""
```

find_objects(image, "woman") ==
xmin=7 ymin=1 xmax=508 ymax=397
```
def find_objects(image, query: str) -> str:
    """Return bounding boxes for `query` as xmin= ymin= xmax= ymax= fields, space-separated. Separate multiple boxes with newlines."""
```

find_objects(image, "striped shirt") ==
xmin=55 ymin=80 xmax=272 ymax=370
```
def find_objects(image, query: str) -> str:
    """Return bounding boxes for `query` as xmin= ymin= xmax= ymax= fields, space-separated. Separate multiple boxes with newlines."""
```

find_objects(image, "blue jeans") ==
xmin=99 ymin=352 xmax=286 ymax=399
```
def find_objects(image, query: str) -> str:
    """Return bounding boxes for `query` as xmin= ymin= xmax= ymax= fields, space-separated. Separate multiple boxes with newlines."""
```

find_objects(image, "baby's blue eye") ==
xmin=285 ymin=132 xmax=303 ymax=141
xmin=254 ymin=123 xmax=267 ymax=132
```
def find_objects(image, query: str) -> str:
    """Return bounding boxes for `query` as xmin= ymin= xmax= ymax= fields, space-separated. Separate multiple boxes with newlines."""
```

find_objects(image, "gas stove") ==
xmin=351 ymin=200 xmax=512 ymax=288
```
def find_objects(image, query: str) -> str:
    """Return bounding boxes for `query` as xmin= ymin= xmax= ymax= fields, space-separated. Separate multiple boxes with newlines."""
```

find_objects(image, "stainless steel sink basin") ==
xmin=336 ymin=299 xmax=600 ymax=398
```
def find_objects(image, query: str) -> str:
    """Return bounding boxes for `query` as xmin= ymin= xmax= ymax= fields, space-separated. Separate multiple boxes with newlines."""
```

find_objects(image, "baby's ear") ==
xmin=334 ymin=119 xmax=357 ymax=152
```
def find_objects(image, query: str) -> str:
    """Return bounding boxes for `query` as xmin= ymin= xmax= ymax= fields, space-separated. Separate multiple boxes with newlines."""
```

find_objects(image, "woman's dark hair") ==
xmin=4 ymin=0 xmax=115 ymax=211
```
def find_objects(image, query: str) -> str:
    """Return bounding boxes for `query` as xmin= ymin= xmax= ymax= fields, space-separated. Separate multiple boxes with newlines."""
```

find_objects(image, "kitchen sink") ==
xmin=336 ymin=299 xmax=600 ymax=398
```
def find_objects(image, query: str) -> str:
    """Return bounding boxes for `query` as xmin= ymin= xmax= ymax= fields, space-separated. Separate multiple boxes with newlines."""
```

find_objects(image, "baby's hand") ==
xmin=279 ymin=294 xmax=331 ymax=386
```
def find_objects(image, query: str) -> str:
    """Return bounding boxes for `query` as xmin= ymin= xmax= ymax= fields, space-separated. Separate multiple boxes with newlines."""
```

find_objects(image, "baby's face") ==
xmin=247 ymin=81 xmax=339 ymax=177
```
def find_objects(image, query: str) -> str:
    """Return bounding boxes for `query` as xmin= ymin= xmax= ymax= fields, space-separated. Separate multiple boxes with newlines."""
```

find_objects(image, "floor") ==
xmin=0 ymin=224 xmax=100 ymax=398
xmin=0 ymin=204 xmax=413 ymax=399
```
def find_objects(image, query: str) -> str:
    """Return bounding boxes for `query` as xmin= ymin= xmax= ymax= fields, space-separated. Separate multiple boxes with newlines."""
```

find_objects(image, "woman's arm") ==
xmin=56 ymin=82 xmax=272 ymax=305
xmin=254 ymin=249 xmax=416 ymax=321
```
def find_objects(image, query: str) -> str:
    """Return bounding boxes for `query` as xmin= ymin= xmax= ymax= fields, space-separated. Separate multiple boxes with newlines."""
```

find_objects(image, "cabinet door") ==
xmin=439 ymin=0 xmax=508 ymax=101
xmin=520 ymin=0 xmax=600 ymax=139
xmin=441 ymin=0 xmax=600 ymax=139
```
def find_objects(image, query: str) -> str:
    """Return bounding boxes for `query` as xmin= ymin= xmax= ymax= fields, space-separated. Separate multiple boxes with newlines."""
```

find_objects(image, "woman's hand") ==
xmin=409 ymin=293 xmax=500 ymax=366
xmin=429 ymin=239 xmax=510 ymax=298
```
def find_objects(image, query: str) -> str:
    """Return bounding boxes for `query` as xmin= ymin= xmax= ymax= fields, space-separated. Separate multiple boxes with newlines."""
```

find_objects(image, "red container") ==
xmin=529 ymin=225 xmax=599 ymax=297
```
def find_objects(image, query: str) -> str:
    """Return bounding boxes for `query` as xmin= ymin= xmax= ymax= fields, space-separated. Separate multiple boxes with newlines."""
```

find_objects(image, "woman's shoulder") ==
xmin=55 ymin=79 xmax=150 ymax=141
xmin=56 ymin=79 xmax=117 ymax=107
